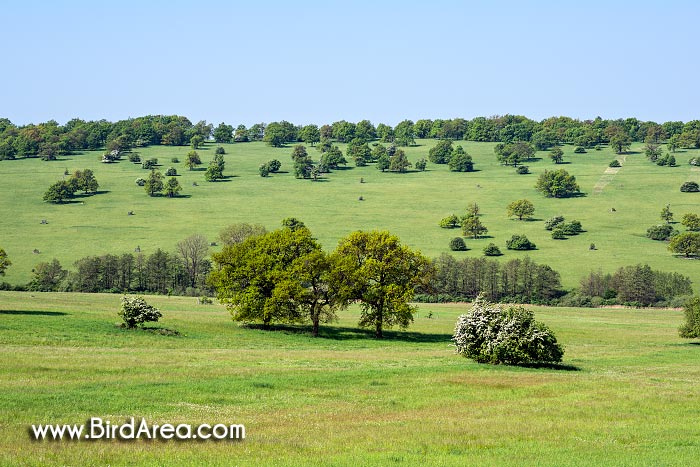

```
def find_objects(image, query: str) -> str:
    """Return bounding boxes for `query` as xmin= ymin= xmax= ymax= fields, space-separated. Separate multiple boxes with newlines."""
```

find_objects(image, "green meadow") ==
xmin=0 ymin=291 xmax=698 ymax=466
xmin=1 ymin=140 xmax=699 ymax=289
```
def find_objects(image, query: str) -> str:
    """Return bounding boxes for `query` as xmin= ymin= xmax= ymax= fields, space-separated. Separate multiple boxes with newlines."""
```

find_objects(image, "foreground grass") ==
xmin=1 ymin=141 xmax=699 ymax=289
xmin=1 ymin=291 xmax=698 ymax=466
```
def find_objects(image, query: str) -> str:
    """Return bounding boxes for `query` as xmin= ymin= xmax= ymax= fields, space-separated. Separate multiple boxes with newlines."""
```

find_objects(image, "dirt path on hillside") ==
xmin=592 ymin=154 xmax=627 ymax=194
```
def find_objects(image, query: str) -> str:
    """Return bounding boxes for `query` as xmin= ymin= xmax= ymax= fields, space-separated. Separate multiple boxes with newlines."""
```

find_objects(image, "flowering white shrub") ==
xmin=453 ymin=295 xmax=563 ymax=365
xmin=119 ymin=296 xmax=162 ymax=329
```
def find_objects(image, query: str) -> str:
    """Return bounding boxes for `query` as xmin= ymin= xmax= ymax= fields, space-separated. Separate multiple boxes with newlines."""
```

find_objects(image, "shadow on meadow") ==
xmin=243 ymin=323 xmax=451 ymax=344
xmin=0 ymin=310 xmax=68 ymax=316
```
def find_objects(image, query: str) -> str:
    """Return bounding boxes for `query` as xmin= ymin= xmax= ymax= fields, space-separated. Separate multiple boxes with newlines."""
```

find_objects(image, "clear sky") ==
xmin=2 ymin=0 xmax=698 ymax=126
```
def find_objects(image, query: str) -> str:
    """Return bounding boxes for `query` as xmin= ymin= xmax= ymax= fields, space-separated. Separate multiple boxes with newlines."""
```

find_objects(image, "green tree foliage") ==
xmin=264 ymin=121 xmax=297 ymax=147
xmin=549 ymin=146 xmax=564 ymax=164
xmin=291 ymin=144 xmax=314 ymax=179
xmin=165 ymin=167 xmax=177 ymax=176
xmin=644 ymin=142 xmax=662 ymax=161
xmin=681 ymin=213 xmax=700 ymax=231
xmin=660 ymin=205 xmax=674 ymax=223
xmin=668 ymin=232 xmax=700 ymax=257
xmin=551 ymin=228 xmax=566 ymax=240
xmin=119 ymin=296 xmax=162 ymax=329
xmin=185 ymin=151 xmax=201 ymax=170
xmin=448 ymin=146 xmax=474 ymax=172
xmin=319 ymin=147 xmax=346 ymax=171
xmin=0 ymin=248 xmax=9 ymax=276
xmin=515 ymin=165 xmax=530 ymax=174
xmin=259 ymin=163 xmax=270 ymax=177
xmin=213 ymin=123 xmax=234 ymax=143
xmin=609 ymin=131 xmax=631 ymax=154
xmin=376 ymin=123 xmax=394 ymax=142
xmin=646 ymin=224 xmax=677 ymax=241
xmin=28 ymin=258 xmax=67 ymax=291
xmin=680 ymin=181 xmax=699 ymax=192
xmin=466 ymin=202 xmax=480 ymax=217
xmin=389 ymin=149 xmax=412 ymax=172
xmin=190 ymin=135 xmax=204 ymax=149
xmin=483 ymin=243 xmax=502 ymax=256
xmin=145 ymin=170 xmax=164 ymax=196
xmin=393 ymin=120 xmax=415 ymax=147
xmin=450 ymin=237 xmax=467 ymax=251
xmin=176 ymin=234 xmax=209 ymax=289
xmin=679 ymin=297 xmax=700 ymax=339
xmin=43 ymin=180 xmax=76 ymax=203
xmin=70 ymin=169 xmax=99 ymax=193
xmin=347 ymin=139 xmax=371 ymax=166
xmin=215 ymin=146 xmax=226 ymax=155
xmin=609 ymin=159 xmax=621 ymax=167
xmin=506 ymin=199 xmax=535 ymax=221
xmin=219 ymin=223 xmax=267 ymax=246
xmin=164 ymin=177 xmax=181 ymax=197
xmin=331 ymin=120 xmax=356 ymax=143
xmin=414 ymin=158 xmax=427 ymax=171
xmin=142 ymin=158 xmax=158 ymax=169
xmin=535 ymin=169 xmax=581 ymax=198
xmin=544 ymin=216 xmax=565 ymax=231
xmin=452 ymin=295 xmax=564 ymax=365
xmin=331 ymin=231 xmax=432 ymax=338
xmin=506 ymin=235 xmax=536 ymax=250
xmin=461 ymin=215 xmax=488 ymax=239
xmin=299 ymin=124 xmax=320 ymax=146
xmin=428 ymin=139 xmax=453 ymax=164
xmin=439 ymin=215 xmax=461 ymax=229
xmin=204 ymin=154 xmax=225 ymax=181
xmin=354 ymin=120 xmax=376 ymax=142
xmin=494 ymin=141 xmax=535 ymax=166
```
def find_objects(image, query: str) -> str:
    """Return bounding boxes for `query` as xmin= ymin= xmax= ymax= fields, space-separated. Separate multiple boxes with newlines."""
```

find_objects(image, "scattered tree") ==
xmin=661 ymin=205 xmax=674 ymax=223
xmin=450 ymin=237 xmax=468 ymax=251
xmin=144 ymin=170 xmax=164 ymax=196
xmin=680 ymin=181 xmax=699 ymax=192
xmin=544 ymin=216 xmax=565 ymax=231
xmin=43 ymin=180 xmax=76 ymax=203
xmin=448 ymin=146 xmax=474 ymax=172
xmin=28 ymin=258 xmax=67 ymax=291
xmin=461 ymin=215 xmax=488 ymax=239
xmin=204 ymin=154 xmax=225 ymax=181
xmin=515 ymin=165 xmax=530 ymax=174
xmin=331 ymin=230 xmax=433 ymax=338
xmin=681 ymin=213 xmax=700 ymax=231
xmin=439 ymin=215 xmax=461 ymax=229
xmin=0 ymin=248 xmax=11 ymax=276
xmin=219 ymin=223 xmax=267 ymax=246
xmin=609 ymin=159 xmax=621 ymax=168
xmin=165 ymin=167 xmax=177 ymax=176
xmin=506 ymin=199 xmax=535 ymax=221
xmin=414 ymin=158 xmax=427 ymax=171
xmin=428 ymin=139 xmax=453 ymax=164
xmin=176 ymin=234 xmax=209 ymax=288
xmin=185 ymin=151 xmax=201 ymax=170
xmin=389 ymin=149 xmax=412 ymax=172
xmin=164 ymin=177 xmax=181 ymax=197
xmin=506 ymin=235 xmax=536 ymax=250
xmin=483 ymin=243 xmax=502 ymax=256
xmin=668 ymin=232 xmax=700 ymax=257
xmin=549 ymin=146 xmax=564 ymax=164
xmin=535 ymin=169 xmax=581 ymax=198
xmin=646 ymin=224 xmax=677 ymax=241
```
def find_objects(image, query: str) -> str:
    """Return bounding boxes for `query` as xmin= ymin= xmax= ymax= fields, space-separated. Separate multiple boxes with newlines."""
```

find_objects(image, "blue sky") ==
xmin=2 ymin=0 xmax=698 ymax=126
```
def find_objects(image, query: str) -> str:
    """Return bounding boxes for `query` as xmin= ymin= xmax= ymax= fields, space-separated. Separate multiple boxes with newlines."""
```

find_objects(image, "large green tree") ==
xmin=43 ymin=180 xmax=76 ymax=203
xmin=535 ymin=169 xmax=581 ymax=198
xmin=679 ymin=297 xmax=700 ymax=339
xmin=213 ymin=123 xmax=234 ymax=143
xmin=331 ymin=231 xmax=432 ymax=338
xmin=144 ymin=170 xmax=164 ymax=196
xmin=669 ymin=232 xmax=700 ymax=257
xmin=448 ymin=146 xmax=474 ymax=172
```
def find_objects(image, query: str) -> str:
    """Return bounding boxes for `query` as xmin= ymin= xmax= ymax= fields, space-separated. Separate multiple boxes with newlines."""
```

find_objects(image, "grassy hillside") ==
xmin=0 ymin=291 xmax=698 ymax=466
xmin=1 ymin=140 xmax=699 ymax=289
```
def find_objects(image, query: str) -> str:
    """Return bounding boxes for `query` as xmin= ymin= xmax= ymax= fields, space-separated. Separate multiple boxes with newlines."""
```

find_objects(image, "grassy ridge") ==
xmin=1 ymin=140 xmax=699 ymax=290
xmin=0 ymin=291 xmax=698 ymax=466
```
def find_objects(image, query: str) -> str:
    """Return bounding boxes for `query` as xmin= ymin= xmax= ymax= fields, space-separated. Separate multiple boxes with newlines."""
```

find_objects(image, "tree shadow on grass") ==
xmin=514 ymin=362 xmax=581 ymax=371
xmin=243 ymin=323 xmax=451 ymax=343
xmin=0 ymin=310 xmax=68 ymax=316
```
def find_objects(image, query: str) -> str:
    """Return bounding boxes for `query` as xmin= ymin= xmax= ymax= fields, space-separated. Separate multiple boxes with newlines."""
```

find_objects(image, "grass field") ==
xmin=1 ymin=140 xmax=699 ymax=290
xmin=0 ymin=291 xmax=698 ymax=466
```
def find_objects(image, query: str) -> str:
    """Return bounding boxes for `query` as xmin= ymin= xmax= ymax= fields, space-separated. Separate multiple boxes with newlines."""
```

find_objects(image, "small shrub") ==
xmin=560 ymin=221 xmax=582 ymax=236
xmin=142 ymin=158 xmax=158 ymax=169
xmin=135 ymin=178 xmax=146 ymax=186
xmin=544 ymin=215 xmax=565 ymax=231
xmin=165 ymin=167 xmax=177 ymax=176
xmin=449 ymin=237 xmax=467 ymax=251
xmin=680 ymin=181 xmax=699 ymax=193
xmin=574 ymin=146 xmax=586 ymax=153
xmin=609 ymin=159 xmax=621 ymax=167
xmin=689 ymin=157 xmax=700 ymax=166
xmin=259 ymin=164 xmax=270 ymax=177
xmin=452 ymin=295 xmax=564 ymax=365
xmin=267 ymin=159 xmax=282 ymax=172
xmin=171 ymin=157 xmax=179 ymax=163
xmin=128 ymin=153 xmax=141 ymax=163
xmin=198 ymin=296 xmax=213 ymax=305
xmin=215 ymin=146 xmax=226 ymax=155
xmin=119 ymin=296 xmax=162 ymax=329
xmin=506 ymin=235 xmax=536 ymax=250
xmin=646 ymin=224 xmax=677 ymax=241
xmin=415 ymin=158 xmax=427 ymax=171
xmin=551 ymin=228 xmax=567 ymax=239
xmin=483 ymin=243 xmax=502 ymax=256
xmin=515 ymin=165 xmax=529 ymax=174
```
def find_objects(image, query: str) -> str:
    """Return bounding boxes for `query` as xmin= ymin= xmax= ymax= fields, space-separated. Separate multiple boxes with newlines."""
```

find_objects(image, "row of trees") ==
xmin=43 ymin=169 xmax=99 ymax=203
xmin=579 ymin=265 xmax=692 ymax=306
xmin=421 ymin=254 xmax=563 ymax=304
xmin=26 ymin=235 xmax=212 ymax=295
xmin=5 ymin=114 xmax=700 ymax=161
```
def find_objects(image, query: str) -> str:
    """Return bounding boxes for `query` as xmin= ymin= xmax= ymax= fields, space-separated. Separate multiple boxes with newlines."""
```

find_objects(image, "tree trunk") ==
xmin=312 ymin=316 xmax=319 ymax=337
xmin=375 ymin=321 xmax=383 ymax=339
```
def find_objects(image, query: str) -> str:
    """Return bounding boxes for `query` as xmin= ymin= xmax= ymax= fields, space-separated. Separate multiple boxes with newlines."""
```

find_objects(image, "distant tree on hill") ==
xmin=185 ymin=151 xmax=201 ymax=170
xmin=145 ymin=170 xmax=164 ymax=196
xmin=414 ymin=158 xmax=427 ymax=171
xmin=535 ymin=169 xmax=580 ymax=198
xmin=300 ymin=124 xmax=320 ymax=146
xmin=680 ymin=181 xmax=699 ymax=192
xmin=394 ymin=120 xmax=415 ymax=147
xmin=448 ymin=146 xmax=474 ymax=172
xmin=681 ymin=213 xmax=700 ymax=231
xmin=506 ymin=235 xmax=536 ymax=251
xmin=219 ymin=223 xmax=267 ymax=246
xmin=43 ymin=180 xmax=76 ymax=203
xmin=28 ymin=258 xmax=67 ymax=291
xmin=213 ymin=123 xmax=234 ymax=143
xmin=679 ymin=297 xmax=700 ymax=339
xmin=389 ymin=149 xmax=412 ymax=172
xmin=450 ymin=237 xmax=468 ymax=251
xmin=661 ymin=205 xmax=674 ymax=223
xmin=495 ymin=141 xmax=535 ymax=166
xmin=429 ymin=139 xmax=453 ymax=164
xmin=462 ymin=215 xmax=488 ymax=239
xmin=190 ymin=135 xmax=204 ymax=149
xmin=164 ymin=177 xmax=182 ymax=197
xmin=71 ymin=169 xmax=99 ymax=193
xmin=668 ymin=232 xmax=700 ymax=257
xmin=549 ymin=146 xmax=564 ymax=164
xmin=204 ymin=154 xmax=226 ymax=181
xmin=507 ymin=199 xmax=535 ymax=220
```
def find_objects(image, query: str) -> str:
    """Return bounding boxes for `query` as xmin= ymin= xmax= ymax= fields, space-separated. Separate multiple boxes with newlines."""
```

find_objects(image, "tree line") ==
xmin=2 ymin=114 xmax=700 ymax=161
